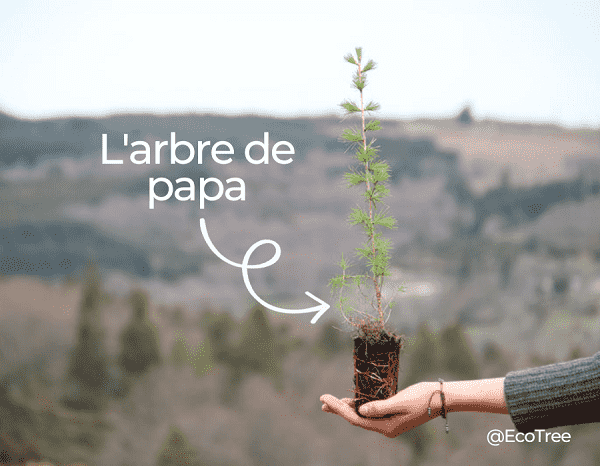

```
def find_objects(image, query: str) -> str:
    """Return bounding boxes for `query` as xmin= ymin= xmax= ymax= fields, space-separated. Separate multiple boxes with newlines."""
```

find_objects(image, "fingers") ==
xmin=321 ymin=393 xmax=398 ymax=421
xmin=320 ymin=394 xmax=334 ymax=413
xmin=358 ymin=397 xmax=398 ymax=417
xmin=320 ymin=395 xmax=354 ymax=409
xmin=320 ymin=395 xmax=367 ymax=427
xmin=320 ymin=395 xmax=350 ymax=415
xmin=320 ymin=394 xmax=401 ymax=438
xmin=320 ymin=394 xmax=341 ymax=411
xmin=321 ymin=396 xmax=354 ymax=413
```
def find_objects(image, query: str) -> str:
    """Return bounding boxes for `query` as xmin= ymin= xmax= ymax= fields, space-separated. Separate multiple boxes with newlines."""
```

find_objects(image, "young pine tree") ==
xmin=329 ymin=47 xmax=403 ymax=338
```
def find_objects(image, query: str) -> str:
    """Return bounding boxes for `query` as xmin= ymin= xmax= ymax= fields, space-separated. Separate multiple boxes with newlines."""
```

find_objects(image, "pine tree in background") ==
xmin=156 ymin=425 xmax=201 ymax=466
xmin=0 ymin=383 xmax=41 ymax=465
xmin=168 ymin=327 xmax=216 ymax=377
xmin=402 ymin=322 xmax=479 ymax=386
xmin=482 ymin=341 xmax=511 ymax=378
xmin=170 ymin=332 xmax=188 ymax=369
xmin=312 ymin=320 xmax=352 ymax=360
xmin=170 ymin=307 xmax=185 ymax=327
xmin=215 ymin=306 xmax=287 ymax=404
xmin=237 ymin=305 xmax=282 ymax=388
xmin=399 ymin=422 xmax=435 ymax=466
xmin=198 ymin=309 xmax=235 ymax=366
xmin=117 ymin=290 xmax=162 ymax=376
xmin=401 ymin=323 xmax=440 ymax=387
xmin=198 ymin=307 xmax=303 ymax=402
xmin=439 ymin=323 xmax=480 ymax=380
xmin=188 ymin=339 xmax=215 ymax=377
xmin=274 ymin=321 xmax=304 ymax=361
xmin=79 ymin=262 xmax=102 ymax=325
xmin=61 ymin=261 xmax=110 ymax=411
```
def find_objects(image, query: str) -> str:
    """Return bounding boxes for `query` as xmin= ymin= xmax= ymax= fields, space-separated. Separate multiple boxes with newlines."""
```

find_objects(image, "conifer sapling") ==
xmin=329 ymin=47 xmax=405 ymax=340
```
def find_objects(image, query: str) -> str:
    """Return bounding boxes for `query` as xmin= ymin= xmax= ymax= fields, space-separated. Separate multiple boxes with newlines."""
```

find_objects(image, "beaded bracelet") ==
xmin=427 ymin=378 xmax=449 ymax=434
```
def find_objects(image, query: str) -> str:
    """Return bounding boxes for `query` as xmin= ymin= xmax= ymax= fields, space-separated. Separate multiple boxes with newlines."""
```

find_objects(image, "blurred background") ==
xmin=1 ymin=1 xmax=599 ymax=465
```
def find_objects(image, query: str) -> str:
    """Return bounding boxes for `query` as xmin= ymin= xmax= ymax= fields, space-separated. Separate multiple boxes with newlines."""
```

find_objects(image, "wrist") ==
xmin=423 ymin=381 xmax=445 ymax=419
xmin=424 ymin=379 xmax=449 ymax=434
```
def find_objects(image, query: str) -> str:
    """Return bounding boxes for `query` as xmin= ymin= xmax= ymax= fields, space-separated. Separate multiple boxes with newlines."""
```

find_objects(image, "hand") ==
xmin=320 ymin=382 xmax=443 ymax=438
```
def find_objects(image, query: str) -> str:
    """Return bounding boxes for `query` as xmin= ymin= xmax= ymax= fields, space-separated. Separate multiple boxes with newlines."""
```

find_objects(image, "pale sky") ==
xmin=1 ymin=0 xmax=598 ymax=128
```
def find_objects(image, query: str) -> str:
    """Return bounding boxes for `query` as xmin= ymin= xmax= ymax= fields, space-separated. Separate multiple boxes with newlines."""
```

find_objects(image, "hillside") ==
xmin=2 ymin=275 xmax=598 ymax=466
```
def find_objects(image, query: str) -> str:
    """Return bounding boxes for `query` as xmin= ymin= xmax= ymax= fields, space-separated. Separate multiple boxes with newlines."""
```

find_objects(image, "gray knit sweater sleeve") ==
xmin=504 ymin=351 xmax=600 ymax=432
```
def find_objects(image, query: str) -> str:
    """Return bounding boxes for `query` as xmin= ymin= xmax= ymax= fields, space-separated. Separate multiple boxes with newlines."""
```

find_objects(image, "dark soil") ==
xmin=352 ymin=329 xmax=403 ymax=417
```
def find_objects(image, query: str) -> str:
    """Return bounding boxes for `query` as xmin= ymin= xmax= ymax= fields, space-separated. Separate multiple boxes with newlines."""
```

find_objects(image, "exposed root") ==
xmin=352 ymin=332 xmax=402 ymax=414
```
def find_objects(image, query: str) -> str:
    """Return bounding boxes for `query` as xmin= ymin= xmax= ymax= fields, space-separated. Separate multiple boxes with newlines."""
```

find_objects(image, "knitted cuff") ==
xmin=504 ymin=351 xmax=600 ymax=433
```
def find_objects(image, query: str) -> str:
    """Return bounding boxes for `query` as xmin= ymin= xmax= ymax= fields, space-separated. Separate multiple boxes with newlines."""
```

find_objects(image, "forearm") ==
xmin=424 ymin=378 xmax=508 ymax=416
xmin=504 ymin=351 xmax=600 ymax=432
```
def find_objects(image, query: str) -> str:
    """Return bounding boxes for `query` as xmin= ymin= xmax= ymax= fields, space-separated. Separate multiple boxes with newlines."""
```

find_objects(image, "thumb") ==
xmin=359 ymin=399 xmax=395 ymax=417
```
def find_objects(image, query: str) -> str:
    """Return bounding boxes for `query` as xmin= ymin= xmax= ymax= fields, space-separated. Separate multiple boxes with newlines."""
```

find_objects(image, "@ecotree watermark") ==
xmin=487 ymin=429 xmax=571 ymax=446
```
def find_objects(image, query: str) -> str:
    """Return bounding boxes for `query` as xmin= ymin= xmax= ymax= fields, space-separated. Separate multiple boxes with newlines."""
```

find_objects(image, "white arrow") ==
xmin=199 ymin=218 xmax=329 ymax=324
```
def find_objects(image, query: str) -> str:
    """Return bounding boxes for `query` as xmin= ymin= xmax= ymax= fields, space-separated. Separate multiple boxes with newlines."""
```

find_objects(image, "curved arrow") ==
xmin=199 ymin=218 xmax=329 ymax=324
